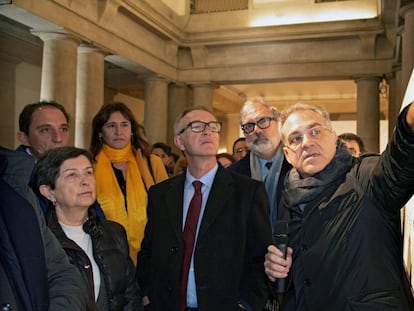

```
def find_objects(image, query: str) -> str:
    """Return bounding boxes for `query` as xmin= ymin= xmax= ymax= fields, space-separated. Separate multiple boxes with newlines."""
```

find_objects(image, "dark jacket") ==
xmin=229 ymin=149 xmax=292 ymax=310
xmin=46 ymin=207 xmax=143 ymax=311
xmin=229 ymin=150 xmax=290 ymax=177
xmin=0 ymin=146 xmax=88 ymax=311
xmin=137 ymin=165 xmax=273 ymax=311
xmin=228 ymin=150 xmax=253 ymax=177
xmin=279 ymin=108 xmax=414 ymax=311
xmin=229 ymin=150 xmax=291 ymax=217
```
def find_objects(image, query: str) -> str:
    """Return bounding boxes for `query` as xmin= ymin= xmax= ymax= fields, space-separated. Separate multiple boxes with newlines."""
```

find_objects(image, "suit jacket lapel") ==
xmin=198 ymin=166 xmax=233 ymax=240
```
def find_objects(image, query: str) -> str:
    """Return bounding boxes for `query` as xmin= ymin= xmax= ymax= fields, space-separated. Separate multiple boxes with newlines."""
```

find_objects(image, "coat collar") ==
xmin=198 ymin=165 xmax=233 ymax=239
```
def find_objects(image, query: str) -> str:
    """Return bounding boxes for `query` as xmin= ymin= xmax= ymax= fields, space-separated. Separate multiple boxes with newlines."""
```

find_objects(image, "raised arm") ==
xmin=405 ymin=102 xmax=414 ymax=130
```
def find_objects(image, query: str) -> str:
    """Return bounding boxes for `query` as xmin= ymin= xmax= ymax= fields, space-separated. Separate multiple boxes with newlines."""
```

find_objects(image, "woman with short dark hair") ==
xmin=34 ymin=146 xmax=143 ymax=311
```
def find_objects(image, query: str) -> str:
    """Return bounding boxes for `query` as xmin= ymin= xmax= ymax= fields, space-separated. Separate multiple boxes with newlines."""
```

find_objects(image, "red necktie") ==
xmin=179 ymin=180 xmax=203 ymax=311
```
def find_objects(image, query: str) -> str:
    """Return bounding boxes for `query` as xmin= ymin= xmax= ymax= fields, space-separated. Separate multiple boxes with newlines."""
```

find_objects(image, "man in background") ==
xmin=229 ymin=99 xmax=292 ymax=311
xmin=16 ymin=100 xmax=105 ymax=218
xmin=152 ymin=141 xmax=175 ymax=176
xmin=338 ymin=132 xmax=366 ymax=157
xmin=229 ymin=99 xmax=290 ymax=231
xmin=17 ymin=101 xmax=70 ymax=158
xmin=232 ymin=137 xmax=249 ymax=162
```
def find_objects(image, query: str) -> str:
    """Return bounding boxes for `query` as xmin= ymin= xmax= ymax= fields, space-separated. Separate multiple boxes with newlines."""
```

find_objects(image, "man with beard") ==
xmin=229 ymin=99 xmax=291 ymax=311
xmin=229 ymin=99 xmax=291 ymax=232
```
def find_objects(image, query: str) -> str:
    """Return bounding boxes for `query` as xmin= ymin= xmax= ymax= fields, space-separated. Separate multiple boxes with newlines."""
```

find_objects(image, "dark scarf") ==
xmin=284 ymin=141 xmax=353 ymax=214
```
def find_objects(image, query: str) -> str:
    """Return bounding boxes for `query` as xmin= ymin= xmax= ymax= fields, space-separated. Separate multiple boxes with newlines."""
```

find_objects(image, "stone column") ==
xmin=104 ymin=87 xmax=117 ymax=105
xmin=226 ymin=113 xmax=242 ymax=153
xmin=168 ymin=83 xmax=191 ymax=148
xmin=0 ymin=56 xmax=19 ymax=148
xmin=75 ymin=44 xmax=106 ymax=148
xmin=400 ymin=3 xmax=414 ymax=95
xmin=387 ymin=69 xmax=401 ymax=138
xmin=144 ymin=77 xmax=169 ymax=145
xmin=355 ymin=77 xmax=381 ymax=153
xmin=192 ymin=83 xmax=213 ymax=110
xmin=32 ymin=30 xmax=80 ymax=144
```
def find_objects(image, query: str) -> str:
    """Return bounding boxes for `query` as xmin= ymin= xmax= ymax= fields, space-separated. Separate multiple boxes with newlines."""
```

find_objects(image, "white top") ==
xmin=60 ymin=222 xmax=101 ymax=301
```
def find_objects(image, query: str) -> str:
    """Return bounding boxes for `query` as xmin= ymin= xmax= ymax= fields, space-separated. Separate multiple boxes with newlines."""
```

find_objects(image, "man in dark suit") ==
xmin=136 ymin=106 xmax=273 ymax=311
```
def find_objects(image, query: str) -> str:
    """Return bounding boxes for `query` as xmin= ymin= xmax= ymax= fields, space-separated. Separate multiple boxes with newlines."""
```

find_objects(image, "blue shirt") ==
xmin=259 ymin=155 xmax=275 ymax=180
xmin=182 ymin=164 xmax=218 ymax=308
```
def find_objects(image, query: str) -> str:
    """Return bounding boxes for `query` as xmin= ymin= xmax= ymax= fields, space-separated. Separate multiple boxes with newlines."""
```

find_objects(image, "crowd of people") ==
xmin=1 ymin=97 xmax=414 ymax=311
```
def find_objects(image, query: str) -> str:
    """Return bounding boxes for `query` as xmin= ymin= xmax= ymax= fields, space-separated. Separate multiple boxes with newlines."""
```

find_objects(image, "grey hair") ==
xmin=279 ymin=103 xmax=332 ymax=140
xmin=239 ymin=98 xmax=279 ymax=125
xmin=173 ymin=106 xmax=214 ymax=135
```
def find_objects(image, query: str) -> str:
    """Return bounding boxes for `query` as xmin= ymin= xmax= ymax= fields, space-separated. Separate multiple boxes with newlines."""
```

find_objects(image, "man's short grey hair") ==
xmin=239 ymin=98 xmax=279 ymax=124
xmin=279 ymin=103 xmax=332 ymax=140
xmin=173 ymin=106 xmax=214 ymax=135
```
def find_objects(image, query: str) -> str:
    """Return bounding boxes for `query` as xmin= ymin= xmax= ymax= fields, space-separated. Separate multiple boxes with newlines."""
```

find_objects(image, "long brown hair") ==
xmin=90 ymin=102 xmax=151 ymax=157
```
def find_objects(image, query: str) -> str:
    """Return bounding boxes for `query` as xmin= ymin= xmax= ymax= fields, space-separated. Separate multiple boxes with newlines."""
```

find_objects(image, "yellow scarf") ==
xmin=94 ymin=143 xmax=147 ymax=264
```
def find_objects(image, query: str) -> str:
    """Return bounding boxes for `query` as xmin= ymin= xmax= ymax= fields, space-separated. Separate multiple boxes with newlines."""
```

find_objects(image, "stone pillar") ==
xmin=33 ymin=30 xmax=80 ymax=144
xmin=168 ymin=83 xmax=191 ymax=147
xmin=400 ymin=3 xmax=414 ymax=95
xmin=75 ymin=44 xmax=106 ymax=148
xmin=355 ymin=77 xmax=381 ymax=153
xmin=192 ymin=83 xmax=213 ymax=110
xmin=0 ymin=56 xmax=19 ymax=148
xmin=144 ymin=77 xmax=169 ymax=145
xmin=226 ymin=113 xmax=242 ymax=153
xmin=387 ymin=69 xmax=401 ymax=138
xmin=216 ymin=114 xmax=228 ymax=152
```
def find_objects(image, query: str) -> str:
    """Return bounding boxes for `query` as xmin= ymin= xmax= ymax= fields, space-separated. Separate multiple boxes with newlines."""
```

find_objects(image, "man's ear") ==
xmin=174 ymin=135 xmax=185 ymax=152
xmin=17 ymin=131 xmax=29 ymax=146
xmin=39 ymin=185 xmax=55 ymax=202
xmin=283 ymin=147 xmax=294 ymax=165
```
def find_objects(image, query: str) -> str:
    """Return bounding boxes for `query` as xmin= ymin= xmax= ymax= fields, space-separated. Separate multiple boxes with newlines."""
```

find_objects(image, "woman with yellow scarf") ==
xmin=90 ymin=102 xmax=168 ymax=264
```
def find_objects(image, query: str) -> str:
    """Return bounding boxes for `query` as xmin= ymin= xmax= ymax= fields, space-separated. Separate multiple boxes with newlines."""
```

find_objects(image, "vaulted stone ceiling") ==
xmin=0 ymin=0 xmax=398 ymax=119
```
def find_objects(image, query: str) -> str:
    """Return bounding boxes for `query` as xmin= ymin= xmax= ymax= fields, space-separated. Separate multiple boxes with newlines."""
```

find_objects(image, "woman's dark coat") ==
xmin=46 ymin=207 xmax=142 ymax=311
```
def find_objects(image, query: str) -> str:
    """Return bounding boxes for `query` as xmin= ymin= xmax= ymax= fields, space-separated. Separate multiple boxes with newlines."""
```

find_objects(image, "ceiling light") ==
xmin=250 ymin=0 xmax=378 ymax=27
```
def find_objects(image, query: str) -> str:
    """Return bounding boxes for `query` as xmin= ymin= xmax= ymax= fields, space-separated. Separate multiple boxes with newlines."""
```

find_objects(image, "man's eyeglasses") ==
xmin=178 ymin=121 xmax=222 ymax=135
xmin=285 ymin=126 xmax=333 ymax=151
xmin=241 ymin=117 xmax=275 ymax=134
